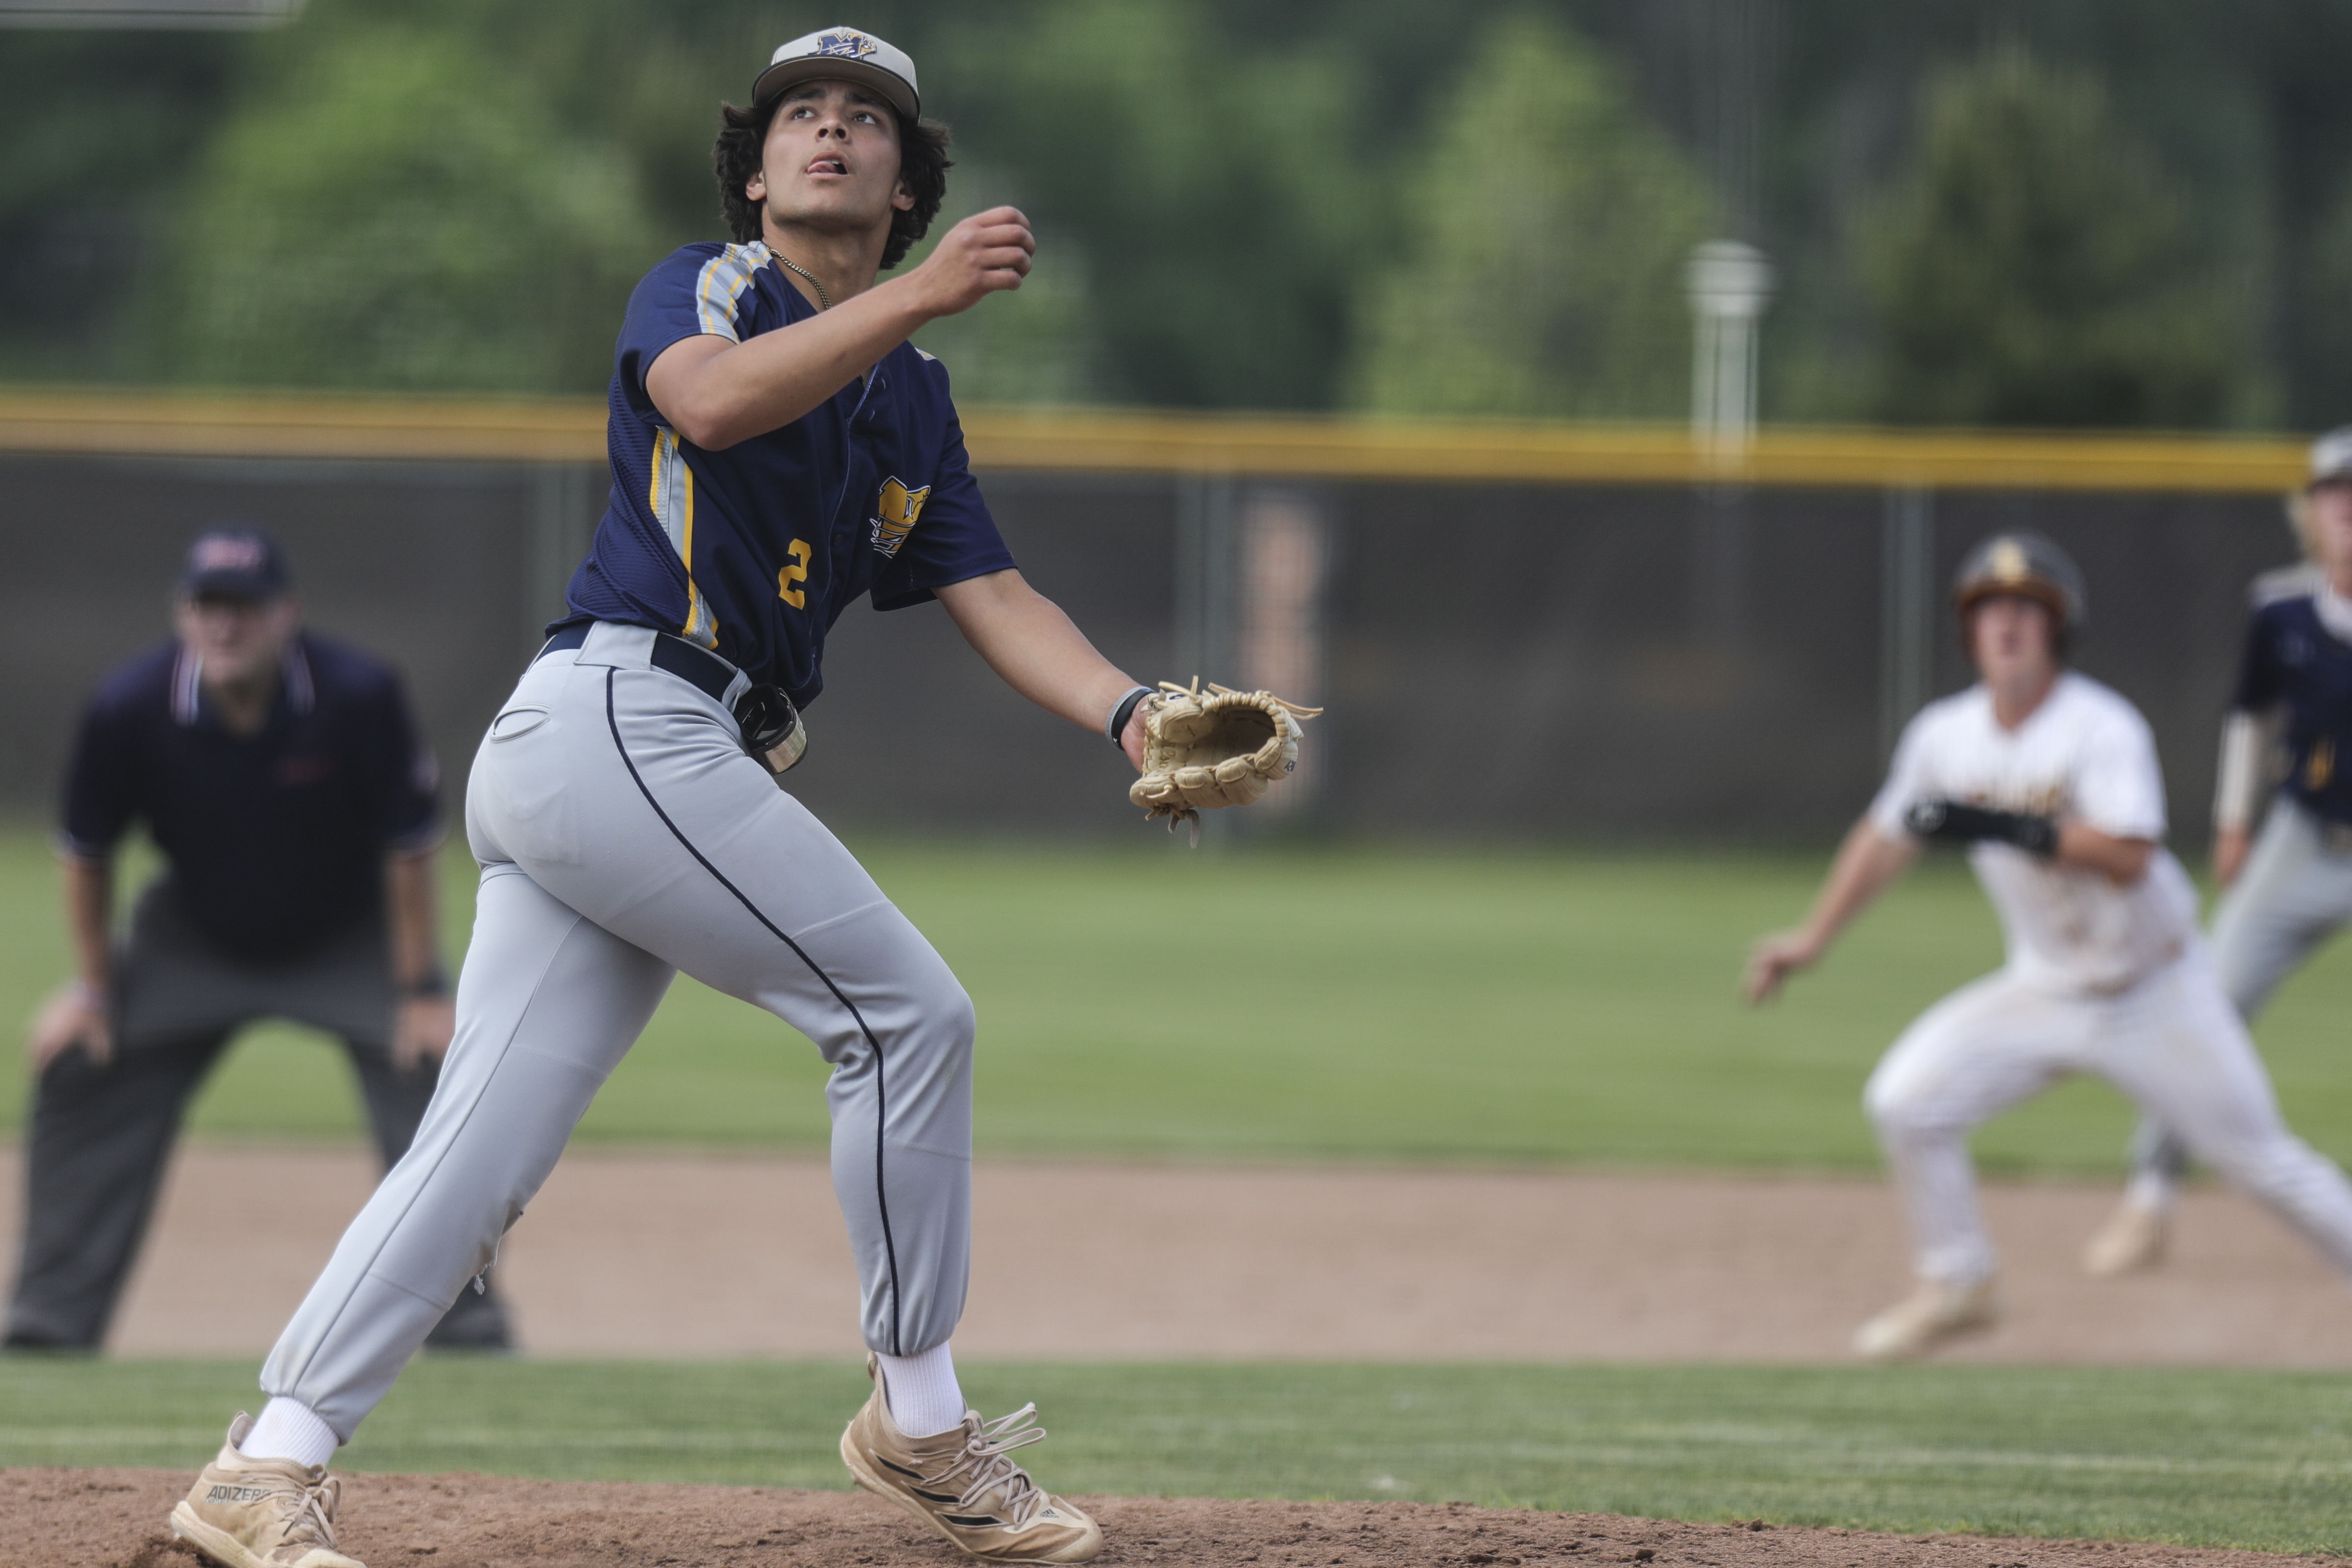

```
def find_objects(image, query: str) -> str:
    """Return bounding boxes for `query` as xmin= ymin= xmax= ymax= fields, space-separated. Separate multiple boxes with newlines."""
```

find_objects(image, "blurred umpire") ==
xmin=3 ymin=528 xmax=511 ymax=1352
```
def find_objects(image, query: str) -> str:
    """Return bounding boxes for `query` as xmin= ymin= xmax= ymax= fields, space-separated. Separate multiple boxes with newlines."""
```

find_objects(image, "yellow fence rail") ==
xmin=0 ymin=387 xmax=2311 ymax=494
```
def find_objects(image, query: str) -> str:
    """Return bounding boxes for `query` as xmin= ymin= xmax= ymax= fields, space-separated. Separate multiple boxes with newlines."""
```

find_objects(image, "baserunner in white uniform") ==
xmin=1745 ymin=531 xmax=2352 ymax=1360
xmin=2081 ymin=427 xmax=2352 ymax=1276
xmin=165 ymin=26 xmax=1133 ymax=1567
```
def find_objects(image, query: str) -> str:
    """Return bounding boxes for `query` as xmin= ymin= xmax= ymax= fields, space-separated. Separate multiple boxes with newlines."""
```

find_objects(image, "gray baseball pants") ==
xmin=261 ymin=623 xmax=974 ymax=1439
xmin=2129 ymin=797 xmax=2352 ymax=1193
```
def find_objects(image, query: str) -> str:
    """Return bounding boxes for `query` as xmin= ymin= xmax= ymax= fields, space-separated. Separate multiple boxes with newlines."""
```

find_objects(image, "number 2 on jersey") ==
xmin=777 ymin=538 xmax=812 ymax=609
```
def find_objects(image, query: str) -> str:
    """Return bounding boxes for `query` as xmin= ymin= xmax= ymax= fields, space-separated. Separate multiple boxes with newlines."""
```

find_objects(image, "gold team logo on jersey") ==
xmin=870 ymin=476 xmax=931 ymax=558
xmin=1966 ymin=782 xmax=2070 ymax=817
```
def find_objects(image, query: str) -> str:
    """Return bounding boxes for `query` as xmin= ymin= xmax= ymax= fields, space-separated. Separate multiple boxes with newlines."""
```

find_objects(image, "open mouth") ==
xmin=808 ymin=157 xmax=848 ymax=177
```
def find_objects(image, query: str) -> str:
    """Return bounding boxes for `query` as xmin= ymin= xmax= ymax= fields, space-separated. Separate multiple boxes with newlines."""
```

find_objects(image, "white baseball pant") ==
xmin=2129 ymin=797 xmax=2352 ymax=1191
xmin=1864 ymin=955 xmax=2352 ymax=1287
xmin=260 ymin=623 xmax=975 ymax=1438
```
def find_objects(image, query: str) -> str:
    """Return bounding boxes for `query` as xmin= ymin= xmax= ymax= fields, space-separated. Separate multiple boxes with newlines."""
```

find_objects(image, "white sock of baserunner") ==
xmin=876 ymin=1342 xmax=967 ymax=1437
xmin=241 ymin=1397 xmax=338 ymax=1469
xmin=2125 ymin=1169 xmax=2176 ymax=1213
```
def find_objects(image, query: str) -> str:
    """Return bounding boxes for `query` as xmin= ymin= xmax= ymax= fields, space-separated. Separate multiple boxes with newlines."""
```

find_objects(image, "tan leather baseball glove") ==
xmin=1129 ymin=679 xmax=1322 ymax=841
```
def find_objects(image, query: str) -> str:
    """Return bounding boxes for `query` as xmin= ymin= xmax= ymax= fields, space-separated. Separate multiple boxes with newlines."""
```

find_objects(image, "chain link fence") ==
xmin=0 ymin=448 xmax=2297 ymax=845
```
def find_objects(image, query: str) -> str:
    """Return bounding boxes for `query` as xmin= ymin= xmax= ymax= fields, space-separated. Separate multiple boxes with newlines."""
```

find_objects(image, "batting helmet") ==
xmin=2311 ymin=427 xmax=2352 ymax=490
xmin=1953 ymin=530 xmax=2086 ymax=647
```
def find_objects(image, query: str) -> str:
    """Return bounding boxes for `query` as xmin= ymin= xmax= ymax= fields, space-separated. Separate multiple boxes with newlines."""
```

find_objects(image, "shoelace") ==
xmin=1156 ymin=677 xmax=1325 ymax=722
xmin=930 ymin=1406 xmax=1053 ymax=1529
xmin=252 ymin=1470 xmax=342 ymax=1552
xmin=1141 ymin=680 xmax=1325 ymax=846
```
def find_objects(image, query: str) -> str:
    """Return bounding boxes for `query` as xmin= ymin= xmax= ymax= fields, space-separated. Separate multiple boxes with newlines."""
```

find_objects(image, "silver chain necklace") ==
xmin=771 ymin=250 xmax=832 ymax=311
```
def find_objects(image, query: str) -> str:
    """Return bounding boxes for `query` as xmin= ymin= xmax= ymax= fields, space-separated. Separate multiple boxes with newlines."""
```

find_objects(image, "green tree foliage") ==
xmin=0 ymin=31 xmax=238 ymax=380
xmin=891 ymin=172 xmax=1111 ymax=405
xmin=1857 ymin=45 xmax=2248 ymax=428
xmin=18 ymin=0 xmax=2343 ymax=423
xmin=2298 ymin=176 xmax=2352 ymax=427
xmin=155 ymin=17 xmax=660 ymax=392
xmin=1346 ymin=10 xmax=1716 ymax=419
xmin=931 ymin=0 xmax=1377 ymax=408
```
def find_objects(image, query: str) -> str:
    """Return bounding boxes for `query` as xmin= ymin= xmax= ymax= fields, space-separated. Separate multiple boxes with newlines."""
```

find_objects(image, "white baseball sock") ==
xmin=240 ymin=1397 xmax=338 ymax=1469
xmin=875 ymin=1342 xmax=966 ymax=1438
xmin=2126 ymin=1169 xmax=2177 ymax=1213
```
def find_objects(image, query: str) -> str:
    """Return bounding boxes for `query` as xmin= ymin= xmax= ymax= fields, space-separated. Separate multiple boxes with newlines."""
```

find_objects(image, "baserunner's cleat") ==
xmin=2081 ymin=1195 xmax=2169 ymax=1277
xmin=168 ymin=1413 xmax=366 ymax=1568
xmin=1853 ymin=1276 xmax=1999 ymax=1360
xmin=840 ymin=1358 xmax=1101 ymax=1562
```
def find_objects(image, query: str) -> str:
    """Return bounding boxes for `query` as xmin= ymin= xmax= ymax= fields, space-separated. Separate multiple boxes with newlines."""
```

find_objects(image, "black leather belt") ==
xmin=538 ymin=623 xmax=806 ymax=777
xmin=538 ymin=623 xmax=736 ymax=706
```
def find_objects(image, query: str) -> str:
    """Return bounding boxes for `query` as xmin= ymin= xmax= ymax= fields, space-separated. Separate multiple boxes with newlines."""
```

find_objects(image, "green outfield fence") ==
xmin=0 ymin=390 xmax=2310 ymax=840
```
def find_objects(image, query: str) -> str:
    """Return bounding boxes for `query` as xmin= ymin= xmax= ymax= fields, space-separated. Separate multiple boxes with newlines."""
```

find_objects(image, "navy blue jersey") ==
xmin=561 ymin=240 xmax=1017 ymax=708
xmin=2232 ymin=570 xmax=2352 ymax=826
xmin=60 ymin=632 xmax=441 ymax=962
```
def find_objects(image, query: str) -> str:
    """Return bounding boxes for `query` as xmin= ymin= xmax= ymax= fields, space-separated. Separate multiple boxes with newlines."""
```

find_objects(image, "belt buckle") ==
xmin=735 ymin=684 xmax=807 ymax=781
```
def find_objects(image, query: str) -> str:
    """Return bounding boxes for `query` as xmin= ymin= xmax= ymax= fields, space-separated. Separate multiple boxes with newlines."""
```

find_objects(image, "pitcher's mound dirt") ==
xmin=1 ymin=1470 xmax=2326 ymax=1568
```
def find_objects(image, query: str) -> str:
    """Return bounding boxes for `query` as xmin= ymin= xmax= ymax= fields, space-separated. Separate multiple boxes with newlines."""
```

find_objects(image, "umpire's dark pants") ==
xmin=4 ymin=882 xmax=510 ymax=1351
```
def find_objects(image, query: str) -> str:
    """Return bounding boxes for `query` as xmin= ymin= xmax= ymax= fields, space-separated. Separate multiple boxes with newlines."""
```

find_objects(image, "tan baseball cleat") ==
xmin=839 ymin=1359 xmax=1101 ymax=1562
xmin=1852 ymin=1277 xmax=1999 ymax=1360
xmin=2081 ymin=1196 xmax=2169 ymax=1277
xmin=168 ymin=1414 xmax=365 ymax=1568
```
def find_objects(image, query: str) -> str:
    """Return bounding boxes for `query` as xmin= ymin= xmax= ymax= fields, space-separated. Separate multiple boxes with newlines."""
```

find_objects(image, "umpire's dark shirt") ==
xmin=59 ymin=632 xmax=441 ymax=963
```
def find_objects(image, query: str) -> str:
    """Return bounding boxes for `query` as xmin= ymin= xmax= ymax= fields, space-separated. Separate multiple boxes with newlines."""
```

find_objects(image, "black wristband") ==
xmin=1108 ymin=685 xmax=1153 ymax=747
xmin=1904 ymin=800 xmax=2060 ymax=858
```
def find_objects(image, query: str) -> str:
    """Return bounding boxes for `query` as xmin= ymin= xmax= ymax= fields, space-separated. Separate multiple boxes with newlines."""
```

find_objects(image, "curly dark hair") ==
xmin=713 ymin=91 xmax=952 ymax=270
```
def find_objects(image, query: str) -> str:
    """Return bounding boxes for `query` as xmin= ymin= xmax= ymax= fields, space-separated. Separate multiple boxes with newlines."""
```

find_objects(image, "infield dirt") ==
xmin=9 ymin=1146 xmax=2351 ymax=1364
xmin=3 ymin=1469 xmax=2337 ymax=1568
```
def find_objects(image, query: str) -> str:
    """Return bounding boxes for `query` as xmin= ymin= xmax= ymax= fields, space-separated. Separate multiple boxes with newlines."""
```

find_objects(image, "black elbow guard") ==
xmin=1904 ymin=799 xmax=2059 ymax=858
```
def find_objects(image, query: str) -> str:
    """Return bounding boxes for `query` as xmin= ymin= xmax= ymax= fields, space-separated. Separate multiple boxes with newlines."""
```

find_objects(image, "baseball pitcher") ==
xmin=2082 ymin=428 xmax=2352 ymax=1275
xmin=1746 ymin=532 xmax=2352 ymax=1359
xmin=158 ymin=26 xmax=1278 ymax=1566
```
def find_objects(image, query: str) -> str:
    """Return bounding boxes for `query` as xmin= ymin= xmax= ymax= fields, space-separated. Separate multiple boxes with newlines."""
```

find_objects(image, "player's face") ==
xmin=746 ymin=80 xmax=914 ymax=239
xmin=2310 ymin=479 xmax=2352 ymax=579
xmin=1966 ymin=594 xmax=2057 ymax=685
xmin=174 ymin=593 xmax=299 ymax=687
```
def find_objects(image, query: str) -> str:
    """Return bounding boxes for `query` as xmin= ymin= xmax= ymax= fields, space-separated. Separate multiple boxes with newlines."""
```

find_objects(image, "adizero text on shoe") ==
xmin=169 ymin=1414 xmax=366 ymax=1568
xmin=840 ymin=1370 xmax=1100 ymax=1562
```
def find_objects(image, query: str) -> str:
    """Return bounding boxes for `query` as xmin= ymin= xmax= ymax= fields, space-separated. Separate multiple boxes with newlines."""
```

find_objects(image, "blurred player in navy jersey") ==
xmin=2083 ymin=428 xmax=2352 ymax=1275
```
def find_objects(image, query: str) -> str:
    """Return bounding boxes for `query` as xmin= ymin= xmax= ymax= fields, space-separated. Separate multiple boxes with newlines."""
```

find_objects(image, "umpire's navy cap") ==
xmin=1953 ymin=530 xmax=2086 ymax=631
xmin=179 ymin=527 xmax=289 ymax=602
xmin=753 ymin=26 xmax=919 ymax=120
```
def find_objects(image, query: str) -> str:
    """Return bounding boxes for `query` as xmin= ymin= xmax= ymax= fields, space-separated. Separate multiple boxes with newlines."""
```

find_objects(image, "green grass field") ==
xmin=12 ymin=827 xmax=2352 ymax=1551
xmin=5 ymin=1358 xmax=2352 ymax=1553
xmin=5 ymin=824 xmax=2352 ymax=1174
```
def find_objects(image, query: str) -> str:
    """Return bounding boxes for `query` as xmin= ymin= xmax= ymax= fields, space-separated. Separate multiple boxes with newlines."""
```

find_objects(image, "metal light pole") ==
xmin=1684 ymin=239 xmax=1775 ymax=466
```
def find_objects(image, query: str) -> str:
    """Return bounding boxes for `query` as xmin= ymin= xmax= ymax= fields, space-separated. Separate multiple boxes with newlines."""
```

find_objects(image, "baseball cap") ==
xmin=178 ymin=527 xmax=290 ymax=602
xmin=1953 ymin=530 xmax=2086 ymax=630
xmin=752 ymin=26 xmax=919 ymax=120
xmin=2310 ymin=427 xmax=2352 ymax=488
